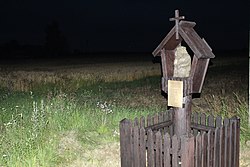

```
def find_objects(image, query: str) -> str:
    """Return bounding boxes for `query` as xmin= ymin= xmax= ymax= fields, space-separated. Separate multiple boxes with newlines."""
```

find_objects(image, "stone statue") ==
xmin=173 ymin=46 xmax=191 ymax=78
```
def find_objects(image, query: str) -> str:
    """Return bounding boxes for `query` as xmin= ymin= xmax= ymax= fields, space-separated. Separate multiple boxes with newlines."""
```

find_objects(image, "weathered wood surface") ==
xmin=190 ymin=56 xmax=210 ymax=93
xmin=173 ymin=95 xmax=192 ymax=137
xmin=160 ymin=55 xmax=211 ymax=94
xmin=180 ymin=22 xmax=215 ymax=59
xmin=152 ymin=26 xmax=181 ymax=55
xmin=162 ymin=77 xmax=192 ymax=95
xmin=152 ymin=20 xmax=215 ymax=59
xmin=169 ymin=9 xmax=185 ymax=40
xmin=120 ymin=112 xmax=240 ymax=167
xmin=160 ymin=50 xmax=175 ymax=93
xmin=119 ymin=119 xmax=132 ymax=167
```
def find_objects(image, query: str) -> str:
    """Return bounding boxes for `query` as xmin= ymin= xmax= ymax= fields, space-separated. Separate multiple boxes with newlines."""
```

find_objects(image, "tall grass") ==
xmin=196 ymin=93 xmax=249 ymax=143
xmin=0 ymin=82 xmax=163 ymax=166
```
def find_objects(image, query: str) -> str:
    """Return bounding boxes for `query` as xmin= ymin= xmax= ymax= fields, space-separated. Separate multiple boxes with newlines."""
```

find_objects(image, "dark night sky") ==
xmin=0 ymin=0 xmax=249 ymax=53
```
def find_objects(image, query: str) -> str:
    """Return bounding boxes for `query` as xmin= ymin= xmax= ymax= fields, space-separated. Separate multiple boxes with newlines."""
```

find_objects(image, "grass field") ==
xmin=0 ymin=54 xmax=249 ymax=166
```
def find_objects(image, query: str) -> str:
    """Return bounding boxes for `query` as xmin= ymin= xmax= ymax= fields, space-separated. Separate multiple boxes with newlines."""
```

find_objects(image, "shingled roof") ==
xmin=152 ymin=20 xmax=215 ymax=59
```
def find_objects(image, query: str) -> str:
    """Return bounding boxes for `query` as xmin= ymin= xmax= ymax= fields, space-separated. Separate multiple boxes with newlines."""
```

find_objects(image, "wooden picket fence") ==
xmin=120 ymin=111 xmax=240 ymax=167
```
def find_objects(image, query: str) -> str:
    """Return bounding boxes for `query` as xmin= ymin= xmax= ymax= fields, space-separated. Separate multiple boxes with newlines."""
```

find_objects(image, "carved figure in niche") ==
xmin=173 ymin=46 xmax=191 ymax=78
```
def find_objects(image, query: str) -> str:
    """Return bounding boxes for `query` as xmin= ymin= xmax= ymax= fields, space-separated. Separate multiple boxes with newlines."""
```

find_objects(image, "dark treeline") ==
xmin=0 ymin=20 xmax=70 ymax=59
xmin=0 ymin=40 xmax=44 ymax=58
xmin=0 ymin=19 xmax=248 ymax=60
xmin=0 ymin=40 xmax=247 ymax=60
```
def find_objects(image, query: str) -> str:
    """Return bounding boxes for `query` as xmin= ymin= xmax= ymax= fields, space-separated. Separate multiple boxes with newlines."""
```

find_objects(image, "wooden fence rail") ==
xmin=120 ymin=111 xmax=240 ymax=167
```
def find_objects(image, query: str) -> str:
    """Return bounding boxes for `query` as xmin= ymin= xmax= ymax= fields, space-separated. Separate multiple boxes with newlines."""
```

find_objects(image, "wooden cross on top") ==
xmin=169 ymin=10 xmax=185 ymax=40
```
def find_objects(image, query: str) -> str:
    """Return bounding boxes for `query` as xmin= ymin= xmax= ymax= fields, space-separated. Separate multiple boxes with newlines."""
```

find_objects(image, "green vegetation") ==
xmin=0 ymin=57 xmax=248 ymax=166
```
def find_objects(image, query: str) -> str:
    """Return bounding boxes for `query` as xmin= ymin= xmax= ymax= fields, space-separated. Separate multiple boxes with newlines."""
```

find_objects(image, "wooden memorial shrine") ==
xmin=119 ymin=10 xmax=240 ymax=167
xmin=152 ymin=9 xmax=215 ymax=137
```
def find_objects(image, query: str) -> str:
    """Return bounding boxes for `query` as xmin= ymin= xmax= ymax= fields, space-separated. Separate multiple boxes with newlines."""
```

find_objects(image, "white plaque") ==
xmin=168 ymin=80 xmax=183 ymax=108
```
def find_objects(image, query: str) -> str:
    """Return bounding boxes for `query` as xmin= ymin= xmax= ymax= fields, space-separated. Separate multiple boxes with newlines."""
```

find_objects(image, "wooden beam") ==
xmin=191 ymin=57 xmax=210 ymax=93
xmin=179 ymin=20 xmax=196 ymax=28
xmin=179 ymin=21 xmax=215 ymax=59
xmin=152 ymin=26 xmax=176 ymax=57
xmin=191 ymin=123 xmax=216 ymax=132
xmin=145 ymin=120 xmax=173 ymax=131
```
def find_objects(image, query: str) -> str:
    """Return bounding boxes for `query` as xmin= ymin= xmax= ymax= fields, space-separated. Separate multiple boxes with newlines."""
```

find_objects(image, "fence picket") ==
xmin=134 ymin=117 xmax=139 ymax=127
xmin=181 ymin=136 xmax=194 ymax=167
xmin=172 ymin=135 xmax=178 ymax=167
xmin=228 ymin=121 xmax=234 ymax=167
xmin=133 ymin=126 xmax=140 ymax=167
xmin=140 ymin=127 xmax=146 ymax=167
xmin=231 ymin=121 xmax=236 ymax=167
xmin=223 ymin=118 xmax=229 ymax=126
xmin=232 ymin=119 xmax=238 ymax=167
xmin=195 ymin=133 xmax=202 ymax=167
xmin=223 ymin=122 xmax=229 ymax=167
xmin=201 ymin=132 xmax=207 ymax=167
xmin=153 ymin=114 xmax=159 ymax=125
xmin=219 ymin=126 xmax=225 ymax=167
xmin=200 ymin=113 xmax=206 ymax=134
xmin=155 ymin=131 xmax=163 ymax=167
xmin=120 ymin=119 xmax=132 ymax=167
xmin=140 ymin=116 xmax=145 ymax=128
xmin=147 ymin=129 xmax=154 ymax=167
xmin=207 ymin=130 xmax=213 ymax=167
xmin=193 ymin=112 xmax=199 ymax=136
xmin=213 ymin=127 xmax=220 ymax=167
xmin=163 ymin=133 xmax=171 ymax=167
xmin=235 ymin=119 xmax=240 ymax=167
xmin=216 ymin=116 xmax=222 ymax=127
xmin=207 ymin=115 xmax=214 ymax=127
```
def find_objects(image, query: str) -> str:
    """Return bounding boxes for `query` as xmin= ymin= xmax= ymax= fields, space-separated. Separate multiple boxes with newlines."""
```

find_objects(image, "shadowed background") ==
xmin=0 ymin=0 xmax=248 ymax=58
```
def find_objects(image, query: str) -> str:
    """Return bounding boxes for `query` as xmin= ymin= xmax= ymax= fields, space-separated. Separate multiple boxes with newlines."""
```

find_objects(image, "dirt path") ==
xmin=240 ymin=144 xmax=250 ymax=167
xmin=57 ymin=131 xmax=120 ymax=167
xmin=69 ymin=142 xmax=120 ymax=167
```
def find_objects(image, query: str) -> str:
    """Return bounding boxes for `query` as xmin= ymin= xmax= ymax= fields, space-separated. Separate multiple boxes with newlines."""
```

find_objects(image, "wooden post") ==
xmin=173 ymin=94 xmax=192 ymax=137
